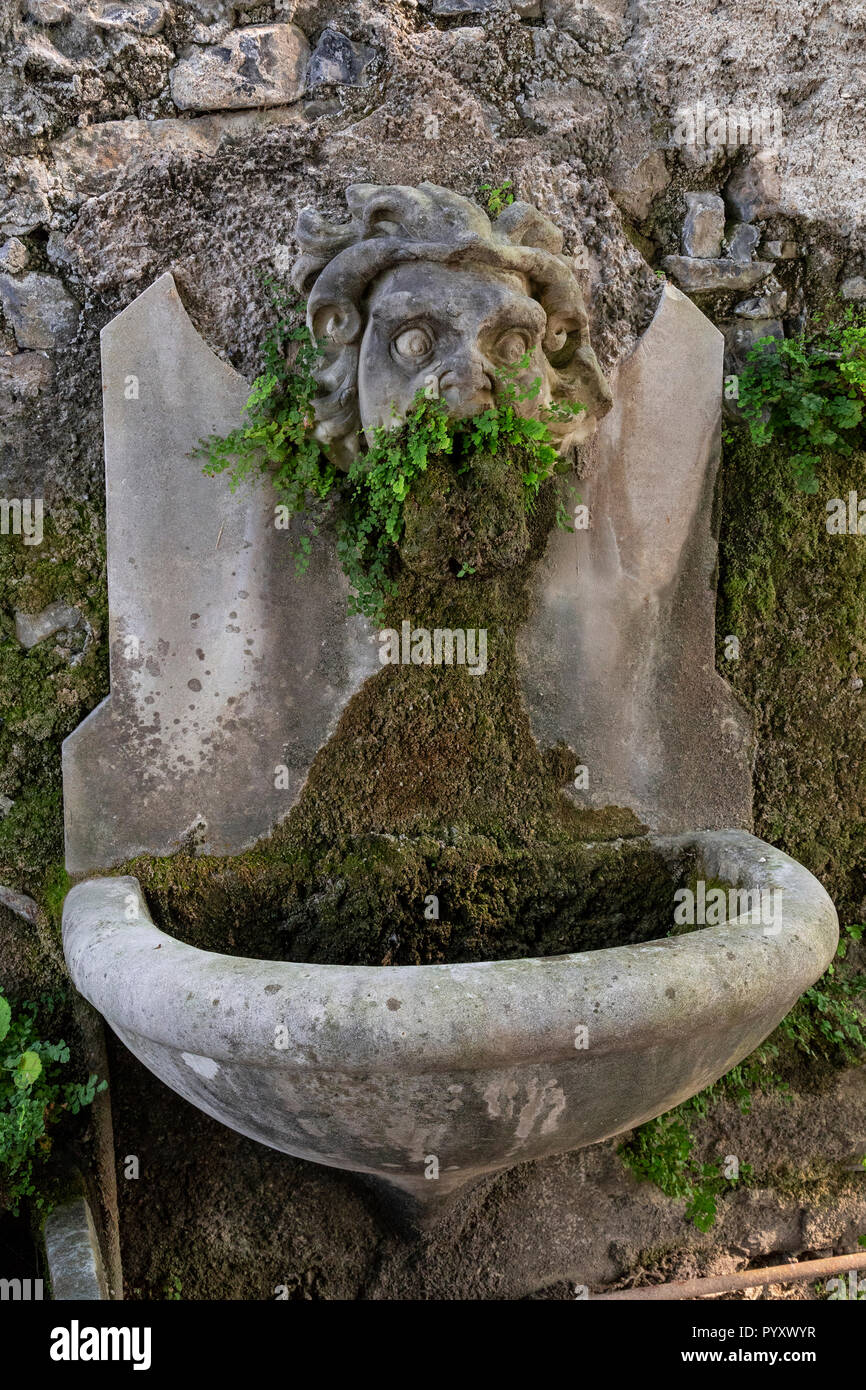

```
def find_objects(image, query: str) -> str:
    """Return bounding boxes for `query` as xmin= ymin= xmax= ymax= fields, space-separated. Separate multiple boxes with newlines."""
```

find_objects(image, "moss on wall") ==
xmin=716 ymin=435 xmax=866 ymax=925
xmin=0 ymin=504 xmax=108 ymax=902
xmin=117 ymin=461 xmax=656 ymax=965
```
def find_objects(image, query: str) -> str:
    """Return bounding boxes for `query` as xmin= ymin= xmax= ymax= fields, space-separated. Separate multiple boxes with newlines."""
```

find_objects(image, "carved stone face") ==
xmin=293 ymin=182 xmax=613 ymax=465
xmin=358 ymin=263 xmax=553 ymax=437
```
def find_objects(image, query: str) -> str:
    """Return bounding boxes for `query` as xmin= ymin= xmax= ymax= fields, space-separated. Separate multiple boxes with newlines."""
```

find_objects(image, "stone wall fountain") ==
xmin=60 ymin=185 xmax=838 ymax=1211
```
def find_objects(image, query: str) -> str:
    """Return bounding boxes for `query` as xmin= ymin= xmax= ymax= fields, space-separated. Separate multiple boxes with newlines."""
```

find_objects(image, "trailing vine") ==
xmin=198 ymin=283 xmax=583 ymax=623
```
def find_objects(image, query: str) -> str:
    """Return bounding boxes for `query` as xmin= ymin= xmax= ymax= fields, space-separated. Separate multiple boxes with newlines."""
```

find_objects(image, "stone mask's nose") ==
xmin=438 ymin=353 xmax=495 ymax=419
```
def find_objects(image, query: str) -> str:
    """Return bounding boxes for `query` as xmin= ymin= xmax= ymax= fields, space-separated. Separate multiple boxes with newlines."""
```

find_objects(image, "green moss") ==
xmin=0 ymin=505 xmax=108 ymax=897
xmin=119 ymin=458 xmax=662 ymax=964
xmin=717 ymin=435 xmax=866 ymax=922
xmin=120 ymin=828 xmax=681 ymax=966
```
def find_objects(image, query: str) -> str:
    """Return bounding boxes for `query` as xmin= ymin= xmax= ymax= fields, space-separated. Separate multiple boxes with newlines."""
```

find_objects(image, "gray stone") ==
xmin=426 ymin=0 xmax=498 ymax=13
xmin=26 ymin=0 xmax=71 ymax=19
xmin=841 ymin=275 xmax=866 ymax=301
xmin=764 ymin=239 xmax=798 ymax=260
xmin=0 ymin=795 xmax=13 ymax=818
xmin=725 ymin=151 xmax=781 ymax=222
xmin=0 ymin=884 xmax=39 ymax=925
xmin=0 ymin=272 xmax=78 ymax=349
xmin=20 ymin=35 xmax=77 ymax=77
xmin=735 ymin=290 xmax=788 ymax=319
xmin=0 ymin=352 xmax=54 ymax=410
xmin=724 ymin=317 xmax=784 ymax=371
xmin=609 ymin=149 xmax=670 ymax=223
xmin=169 ymin=23 xmax=310 ymax=113
xmin=61 ymin=833 xmax=838 ymax=1202
xmin=662 ymin=255 xmax=774 ymax=292
xmin=15 ymin=600 xmax=81 ymax=650
xmin=92 ymin=1 xmax=165 ymax=35
xmin=0 ymin=159 xmax=52 ymax=237
xmin=727 ymin=222 xmax=760 ymax=263
xmin=43 ymin=1196 xmax=108 ymax=1300
xmin=681 ymin=191 xmax=724 ymax=258
xmin=0 ymin=238 xmax=30 ymax=274
xmin=520 ymin=283 xmax=753 ymax=832
xmin=62 ymin=273 xmax=377 ymax=875
xmin=307 ymin=29 xmax=377 ymax=88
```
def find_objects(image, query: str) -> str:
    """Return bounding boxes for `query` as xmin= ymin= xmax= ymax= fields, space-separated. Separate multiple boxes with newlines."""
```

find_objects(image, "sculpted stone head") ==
xmin=292 ymin=182 xmax=612 ymax=467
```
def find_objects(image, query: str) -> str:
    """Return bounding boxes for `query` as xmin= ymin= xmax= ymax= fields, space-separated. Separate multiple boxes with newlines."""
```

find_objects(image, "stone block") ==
xmin=170 ymin=24 xmax=310 ymax=112
xmin=0 ymin=271 xmax=78 ymax=349
xmin=92 ymin=1 xmax=165 ymax=35
xmin=0 ymin=238 xmax=30 ymax=274
xmin=662 ymin=255 xmax=773 ymax=292
xmin=727 ymin=222 xmax=760 ymax=263
xmin=43 ymin=1197 xmax=108 ymax=1301
xmin=307 ymin=28 xmax=376 ymax=87
xmin=681 ymin=191 xmax=724 ymax=258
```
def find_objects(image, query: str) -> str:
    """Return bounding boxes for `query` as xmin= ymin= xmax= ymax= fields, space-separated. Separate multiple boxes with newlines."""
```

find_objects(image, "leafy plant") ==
xmin=199 ymin=288 xmax=584 ymax=623
xmin=0 ymin=992 xmax=106 ymax=1215
xmin=620 ymin=1112 xmax=753 ymax=1233
xmin=618 ymin=1055 xmax=766 ymax=1231
xmin=777 ymin=924 xmax=866 ymax=1063
xmin=736 ymin=305 xmax=866 ymax=494
xmin=478 ymin=178 xmax=514 ymax=216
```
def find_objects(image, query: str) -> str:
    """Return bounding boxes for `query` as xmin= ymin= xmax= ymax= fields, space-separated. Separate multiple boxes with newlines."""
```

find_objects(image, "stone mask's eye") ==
xmin=494 ymin=330 xmax=531 ymax=365
xmin=391 ymin=325 xmax=434 ymax=364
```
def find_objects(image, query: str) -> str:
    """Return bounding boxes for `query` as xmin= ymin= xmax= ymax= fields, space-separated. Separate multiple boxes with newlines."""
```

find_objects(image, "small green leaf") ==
xmin=14 ymin=1050 xmax=42 ymax=1089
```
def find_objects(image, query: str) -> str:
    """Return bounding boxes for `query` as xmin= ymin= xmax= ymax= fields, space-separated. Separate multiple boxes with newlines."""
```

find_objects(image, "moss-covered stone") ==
xmin=121 ymin=828 xmax=684 ymax=965
xmin=0 ymin=504 xmax=108 ymax=902
xmin=717 ymin=435 xmax=866 ymax=925
xmin=118 ymin=451 xmax=657 ymax=964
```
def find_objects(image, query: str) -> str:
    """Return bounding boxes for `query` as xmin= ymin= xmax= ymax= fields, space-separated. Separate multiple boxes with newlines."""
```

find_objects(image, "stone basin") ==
xmin=62 ymin=830 xmax=838 ymax=1205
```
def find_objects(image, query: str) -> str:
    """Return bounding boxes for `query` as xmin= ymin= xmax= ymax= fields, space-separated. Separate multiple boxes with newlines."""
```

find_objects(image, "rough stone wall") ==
xmin=2 ymin=0 xmax=866 ymax=1297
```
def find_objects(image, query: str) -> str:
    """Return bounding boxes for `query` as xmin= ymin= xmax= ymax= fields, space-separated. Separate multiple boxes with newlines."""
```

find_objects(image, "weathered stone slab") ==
xmin=169 ymin=24 xmax=309 ymax=112
xmin=43 ymin=1196 xmax=108 ymax=1300
xmin=63 ymin=273 xmax=376 ymax=874
xmin=662 ymin=255 xmax=773 ymax=292
xmin=519 ymin=283 xmax=753 ymax=833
